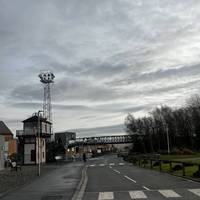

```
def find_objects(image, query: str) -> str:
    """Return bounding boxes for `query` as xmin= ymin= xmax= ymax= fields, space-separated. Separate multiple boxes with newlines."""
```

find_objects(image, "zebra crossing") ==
xmin=83 ymin=189 xmax=200 ymax=199
xmin=87 ymin=163 xmax=129 ymax=167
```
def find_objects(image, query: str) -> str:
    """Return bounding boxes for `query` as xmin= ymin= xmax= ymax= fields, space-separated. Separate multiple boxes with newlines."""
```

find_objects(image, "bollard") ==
xmin=182 ymin=163 xmax=185 ymax=176
xmin=159 ymin=160 xmax=162 ymax=171
xmin=150 ymin=159 xmax=153 ymax=169
xmin=169 ymin=161 xmax=172 ymax=172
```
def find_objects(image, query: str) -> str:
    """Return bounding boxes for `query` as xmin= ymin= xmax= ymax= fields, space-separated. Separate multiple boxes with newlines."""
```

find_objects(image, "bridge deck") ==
xmin=68 ymin=135 xmax=133 ymax=147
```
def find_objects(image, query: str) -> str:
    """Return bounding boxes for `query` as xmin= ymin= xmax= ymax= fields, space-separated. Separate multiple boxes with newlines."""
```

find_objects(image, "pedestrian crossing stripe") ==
xmin=119 ymin=163 xmax=125 ymax=165
xmin=88 ymin=163 xmax=126 ymax=167
xmin=129 ymin=191 xmax=147 ymax=199
xmin=158 ymin=190 xmax=181 ymax=198
xmin=98 ymin=192 xmax=114 ymax=200
xmin=189 ymin=189 xmax=200 ymax=197
xmin=84 ymin=189 xmax=200 ymax=199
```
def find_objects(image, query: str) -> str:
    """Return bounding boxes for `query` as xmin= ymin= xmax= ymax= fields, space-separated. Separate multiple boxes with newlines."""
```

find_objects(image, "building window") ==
xmin=31 ymin=150 xmax=36 ymax=161
xmin=45 ymin=124 xmax=47 ymax=133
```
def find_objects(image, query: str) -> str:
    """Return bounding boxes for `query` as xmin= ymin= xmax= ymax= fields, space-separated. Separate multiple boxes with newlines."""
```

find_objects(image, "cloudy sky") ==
xmin=1 ymin=0 xmax=200 ymax=137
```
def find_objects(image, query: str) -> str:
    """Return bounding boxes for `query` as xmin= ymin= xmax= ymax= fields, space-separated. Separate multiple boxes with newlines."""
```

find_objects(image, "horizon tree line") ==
xmin=124 ymin=94 xmax=200 ymax=153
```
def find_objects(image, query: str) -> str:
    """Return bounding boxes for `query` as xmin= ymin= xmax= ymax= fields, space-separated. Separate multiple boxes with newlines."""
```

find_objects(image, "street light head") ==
xmin=39 ymin=70 xmax=55 ymax=84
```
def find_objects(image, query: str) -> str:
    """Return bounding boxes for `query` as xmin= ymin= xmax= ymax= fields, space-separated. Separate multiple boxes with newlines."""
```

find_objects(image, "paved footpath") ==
xmin=82 ymin=155 xmax=200 ymax=200
xmin=0 ymin=162 xmax=84 ymax=200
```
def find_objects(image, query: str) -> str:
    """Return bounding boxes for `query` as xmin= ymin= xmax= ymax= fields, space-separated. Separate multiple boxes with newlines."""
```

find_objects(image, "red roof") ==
xmin=0 ymin=121 xmax=13 ymax=136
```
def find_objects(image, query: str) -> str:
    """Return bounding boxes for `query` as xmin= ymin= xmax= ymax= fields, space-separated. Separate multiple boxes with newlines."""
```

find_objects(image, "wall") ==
xmin=24 ymin=143 xmax=35 ymax=164
xmin=41 ymin=122 xmax=51 ymax=135
xmin=8 ymin=139 xmax=17 ymax=156
xmin=0 ymin=136 xmax=4 ymax=170
xmin=36 ymin=138 xmax=46 ymax=164
xmin=24 ymin=122 xmax=37 ymax=135
xmin=4 ymin=135 xmax=13 ymax=142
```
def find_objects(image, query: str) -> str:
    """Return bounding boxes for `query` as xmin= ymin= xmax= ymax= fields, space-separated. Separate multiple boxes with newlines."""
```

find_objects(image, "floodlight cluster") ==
xmin=39 ymin=71 xmax=55 ymax=84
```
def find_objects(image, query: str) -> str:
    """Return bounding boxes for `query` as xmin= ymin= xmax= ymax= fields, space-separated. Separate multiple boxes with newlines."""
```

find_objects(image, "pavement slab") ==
xmin=0 ymin=162 xmax=84 ymax=200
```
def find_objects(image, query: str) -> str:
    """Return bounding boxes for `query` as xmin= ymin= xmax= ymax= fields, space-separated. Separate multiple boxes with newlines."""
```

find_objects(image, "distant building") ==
xmin=0 ymin=121 xmax=17 ymax=159
xmin=17 ymin=114 xmax=52 ymax=165
xmin=55 ymin=131 xmax=76 ymax=149
xmin=54 ymin=131 xmax=76 ymax=158
xmin=0 ymin=135 xmax=5 ymax=170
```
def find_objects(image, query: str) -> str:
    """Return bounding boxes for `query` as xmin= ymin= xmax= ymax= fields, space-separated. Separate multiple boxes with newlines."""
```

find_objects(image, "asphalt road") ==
xmin=83 ymin=154 xmax=200 ymax=200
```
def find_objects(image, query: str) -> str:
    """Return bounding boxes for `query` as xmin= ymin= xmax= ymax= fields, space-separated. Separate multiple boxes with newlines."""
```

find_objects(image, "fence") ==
xmin=125 ymin=155 xmax=200 ymax=178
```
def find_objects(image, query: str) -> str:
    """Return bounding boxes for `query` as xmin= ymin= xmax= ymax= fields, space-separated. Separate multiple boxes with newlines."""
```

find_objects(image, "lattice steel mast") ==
xmin=38 ymin=71 xmax=55 ymax=122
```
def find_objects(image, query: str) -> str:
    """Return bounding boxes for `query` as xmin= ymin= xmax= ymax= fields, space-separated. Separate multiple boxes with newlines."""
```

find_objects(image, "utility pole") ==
xmin=166 ymin=124 xmax=170 ymax=154
xmin=160 ymin=115 xmax=170 ymax=154
xmin=37 ymin=110 xmax=43 ymax=176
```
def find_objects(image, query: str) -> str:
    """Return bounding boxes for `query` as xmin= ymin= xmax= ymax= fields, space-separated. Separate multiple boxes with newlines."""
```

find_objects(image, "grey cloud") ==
xmin=145 ymin=79 xmax=200 ymax=96
xmin=108 ymin=64 xmax=200 ymax=86
xmin=93 ymin=103 xmax=151 ymax=114
xmin=9 ymin=76 xmax=120 ymax=102
xmin=10 ymin=102 xmax=91 ymax=111
xmin=10 ymin=84 xmax=43 ymax=101
xmin=69 ymin=124 xmax=125 ymax=137
xmin=76 ymin=60 xmax=130 ymax=79
xmin=1 ymin=0 xmax=200 ymax=134
xmin=53 ymin=77 xmax=121 ymax=102
xmin=10 ymin=102 xmax=41 ymax=109
xmin=10 ymin=101 xmax=149 ymax=114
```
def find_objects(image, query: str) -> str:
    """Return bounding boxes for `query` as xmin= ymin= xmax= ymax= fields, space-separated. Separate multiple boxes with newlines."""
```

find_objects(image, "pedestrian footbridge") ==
xmin=68 ymin=135 xmax=132 ymax=147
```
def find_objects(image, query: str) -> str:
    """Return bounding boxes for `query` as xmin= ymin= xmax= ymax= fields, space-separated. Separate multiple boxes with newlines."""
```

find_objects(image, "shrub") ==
xmin=182 ymin=148 xmax=194 ymax=155
xmin=184 ymin=163 xmax=193 ymax=167
xmin=142 ymin=159 xmax=148 ymax=164
xmin=193 ymin=170 xmax=200 ymax=178
xmin=153 ymin=161 xmax=160 ymax=167
xmin=9 ymin=153 xmax=22 ymax=163
xmin=172 ymin=164 xmax=183 ymax=171
xmin=170 ymin=148 xmax=183 ymax=155
xmin=163 ymin=160 xmax=170 ymax=164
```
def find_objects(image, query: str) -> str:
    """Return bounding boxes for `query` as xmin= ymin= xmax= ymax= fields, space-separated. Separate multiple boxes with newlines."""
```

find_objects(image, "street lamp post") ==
xmin=166 ymin=124 xmax=170 ymax=154
xmin=160 ymin=115 xmax=170 ymax=154
xmin=37 ymin=110 xmax=43 ymax=176
xmin=163 ymin=122 xmax=170 ymax=154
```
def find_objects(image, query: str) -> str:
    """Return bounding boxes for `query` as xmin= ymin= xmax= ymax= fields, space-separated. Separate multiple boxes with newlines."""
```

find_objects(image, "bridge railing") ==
xmin=68 ymin=135 xmax=133 ymax=147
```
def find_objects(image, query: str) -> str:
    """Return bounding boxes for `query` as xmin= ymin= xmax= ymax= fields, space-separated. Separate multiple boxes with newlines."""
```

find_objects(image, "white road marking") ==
xmin=189 ymin=189 xmax=200 ymax=197
xmin=71 ymin=167 xmax=88 ymax=200
xmin=89 ymin=164 xmax=95 ymax=167
xmin=113 ymin=169 xmax=120 ymax=174
xmin=99 ymin=164 xmax=105 ymax=166
xmin=129 ymin=191 xmax=147 ymax=199
xmin=159 ymin=190 xmax=181 ymax=198
xmin=98 ymin=192 xmax=114 ymax=200
xmin=119 ymin=163 xmax=125 ymax=165
xmin=124 ymin=175 xmax=137 ymax=183
xmin=109 ymin=163 xmax=115 ymax=166
xmin=143 ymin=186 xmax=150 ymax=191
xmin=109 ymin=166 xmax=112 ymax=169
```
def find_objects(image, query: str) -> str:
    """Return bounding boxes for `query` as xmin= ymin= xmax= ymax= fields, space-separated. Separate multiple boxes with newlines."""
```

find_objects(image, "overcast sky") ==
xmin=1 ymin=0 xmax=200 ymax=137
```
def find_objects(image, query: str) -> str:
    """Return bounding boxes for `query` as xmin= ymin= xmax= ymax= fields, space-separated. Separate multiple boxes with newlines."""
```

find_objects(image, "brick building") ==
xmin=0 ymin=121 xmax=17 ymax=159
xmin=0 ymin=135 xmax=5 ymax=170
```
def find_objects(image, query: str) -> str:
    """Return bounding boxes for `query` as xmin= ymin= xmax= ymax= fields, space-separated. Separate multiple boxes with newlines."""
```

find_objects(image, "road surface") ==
xmin=83 ymin=154 xmax=200 ymax=200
